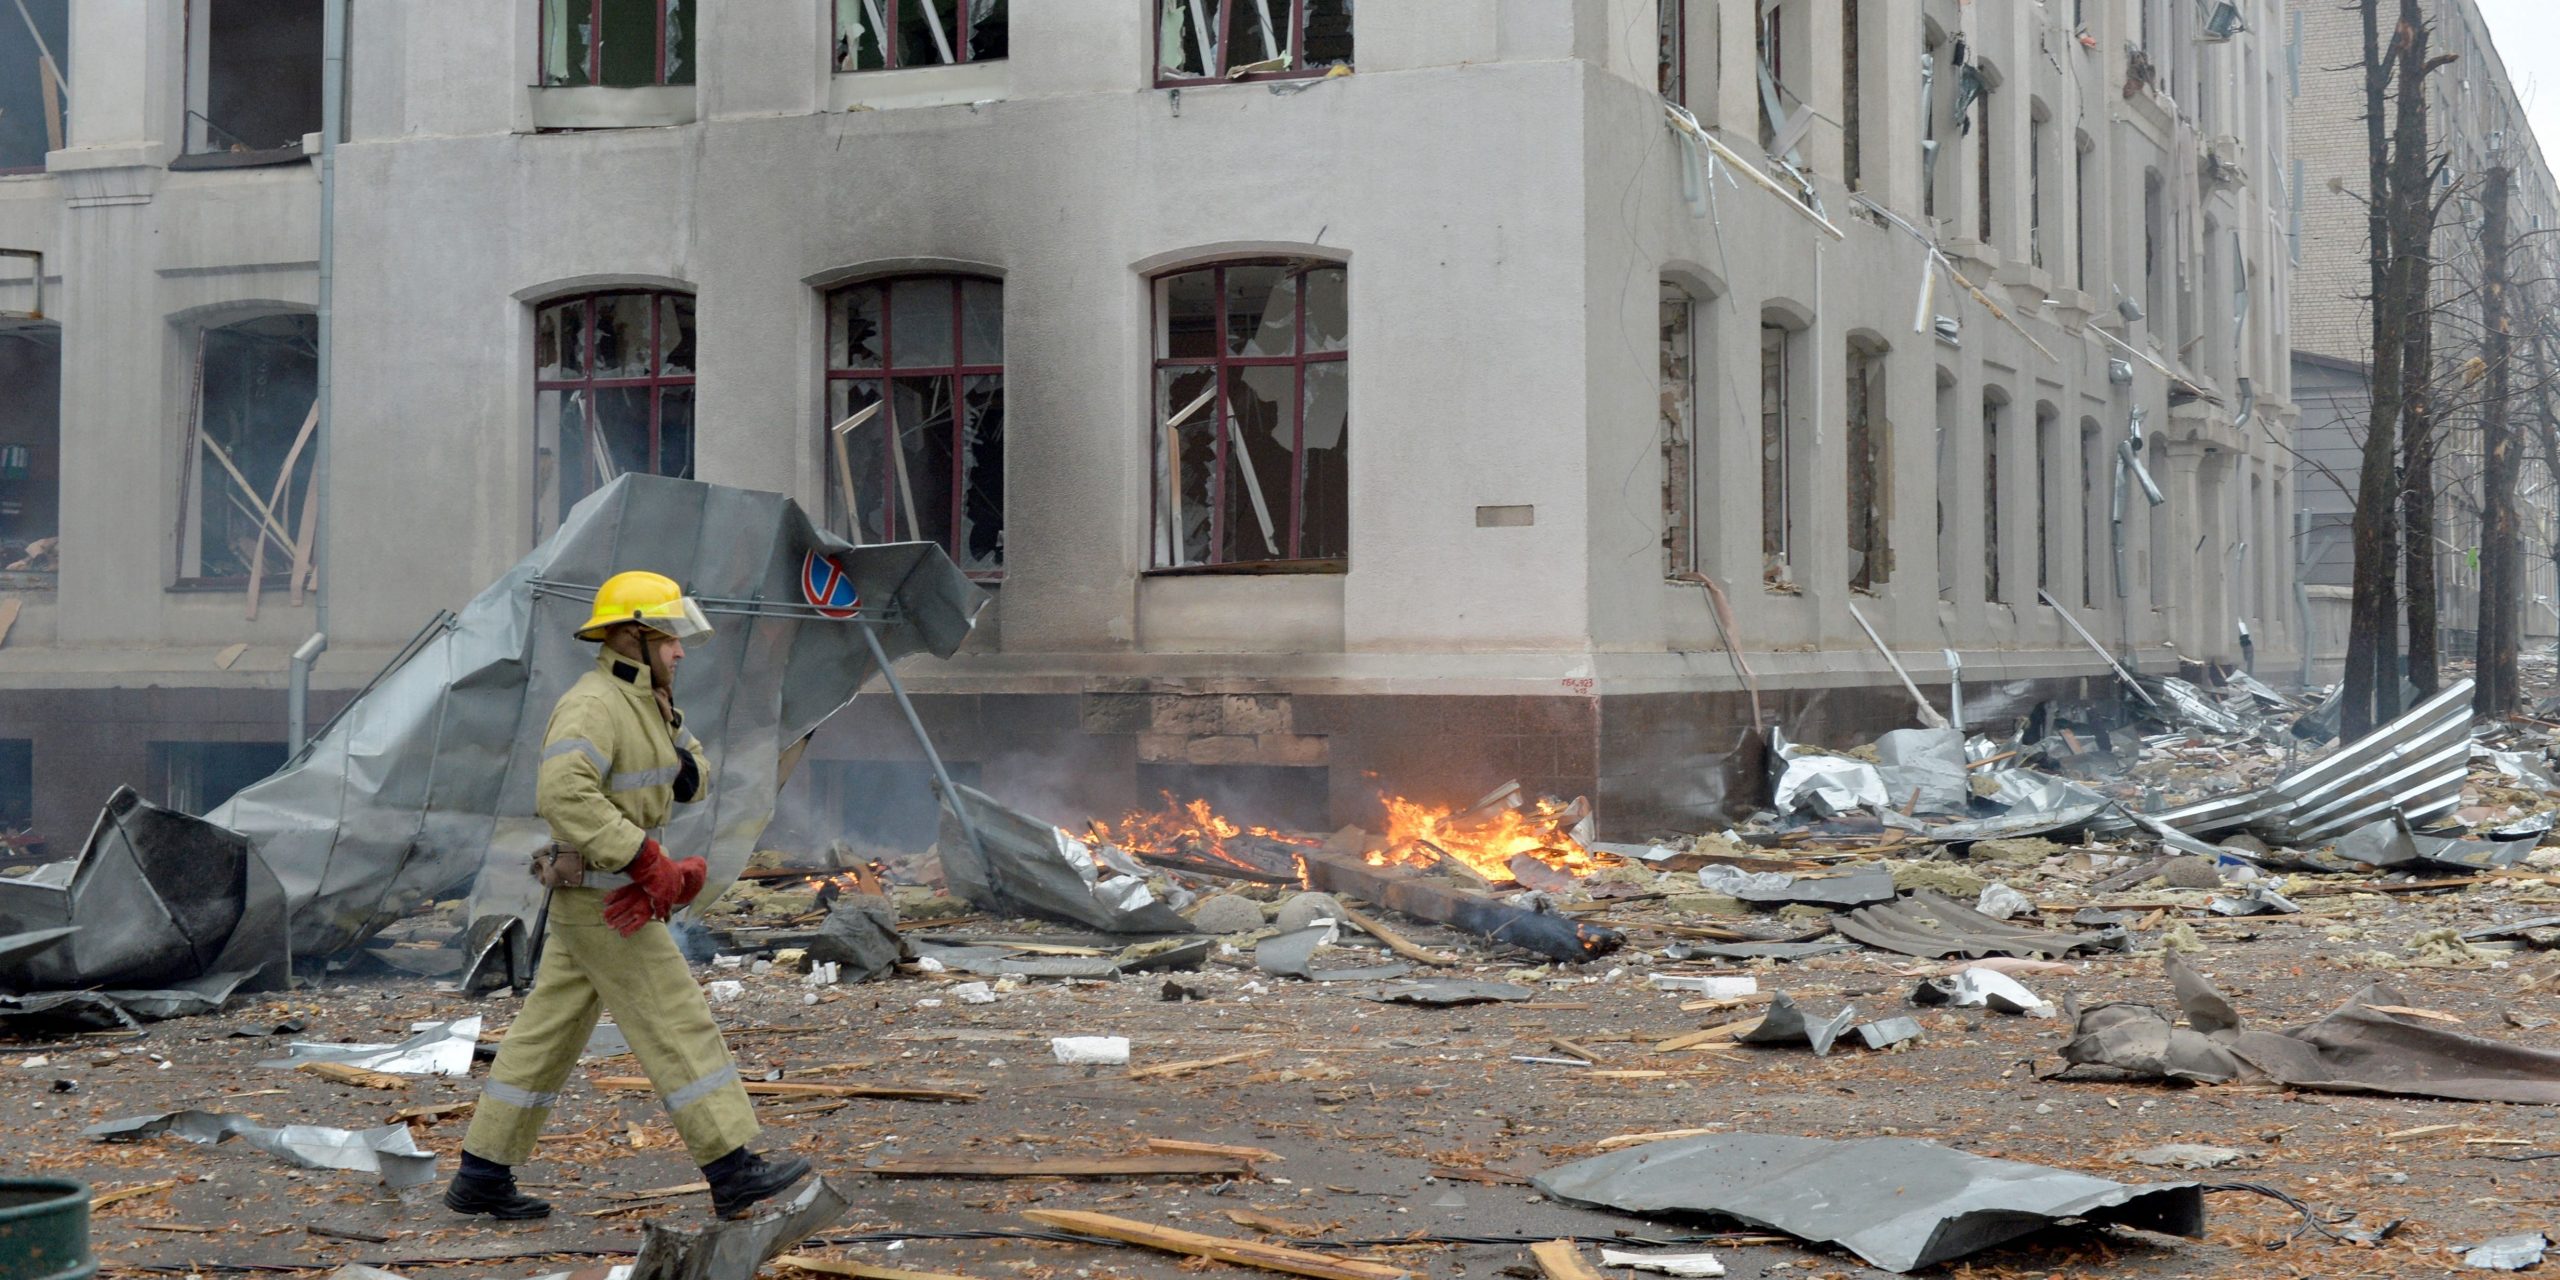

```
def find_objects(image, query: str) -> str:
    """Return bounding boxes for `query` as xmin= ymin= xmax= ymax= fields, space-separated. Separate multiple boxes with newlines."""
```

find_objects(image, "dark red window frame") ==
xmin=1151 ymin=260 xmax=1349 ymax=571
xmin=834 ymin=0 xmax=1008 ymax=71
xmin=534 ymin=291 xmax=696 ymax=528
xmin=823 ymin=275 xmax=1005 ymax=579
xmin=1154 ymin=0 xmax=1353 ymax=87
xmin=540 ymin=0 xmax=692 ymax=87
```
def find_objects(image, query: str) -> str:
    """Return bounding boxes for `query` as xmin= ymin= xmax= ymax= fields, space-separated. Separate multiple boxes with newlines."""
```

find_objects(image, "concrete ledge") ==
xmin=829 ymin=61 xmax=1010 ymax=113
xmin=529 ymin=85 xmax=699 ymax=131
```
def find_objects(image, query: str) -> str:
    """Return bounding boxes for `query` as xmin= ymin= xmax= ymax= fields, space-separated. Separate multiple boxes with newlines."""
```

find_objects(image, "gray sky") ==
xmin=2472 ymin=0 xmax=2560 ymax=166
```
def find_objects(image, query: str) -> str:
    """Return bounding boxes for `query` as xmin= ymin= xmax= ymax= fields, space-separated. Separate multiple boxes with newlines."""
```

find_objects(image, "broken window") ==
xmin=823 ymin=275 xmax=1005 ymax=577
xmin=542 ymin=0 xmax=695 ymax=87
xmin=1921 ymin=26 xmax=1942 ymax=220
xmin=2028 ymin=103 xmax=2048 ymax=271
xmin=176 ymin=314 xmax=318 ymax=589
xmin=1760 ymin=321 xmax=1796 ymax=583
xmin=1662 ymin=284 xmax=1699 ymax=576
xmin=2144 ymin=169 xmax=2166 ymax=333
xmin=2080 ymin=417 xmax=2102 ymax=608
xmin=1659 ymin=0 xmax=1686 ymax=105
xmin=1845 ymin=338 xmax=1888 ymax=591
xmin=1756 ymin=0 xmax=1790 ymax=151
xmin=1981 ymin=392 xmax=2003 ymax=603
xmin=185 ymin=0 xmax=323 ymax=159
xmin=1973 ymin=80 xmax=1993 ymax=246
xmin=1841 ymin=0 xmax=1862 ymax=189
xmin=152 ymin=741 xmax=288 ymax=816
xmin=2075 ymin=133 xmax=2094 ymax=291
xmin=1157 ymin=0 xmax=1353 ymax=85
xmin=835 ymin=0 xmax=1007 ymax=72
xmin=1152 ymin=261 xmax=1348 ymax=570
xmin=2034 ymin=404 xmax=2057 ymax=593
xmin=1934 ymin=367 xmax=1956 ymax=601
xmin=534 ymin=291 xmax=696 ymax=536
xmin=0 ymin=0 xmax=66 ymax=173
xmin=0 ymin=327 xmax=59 ymax=585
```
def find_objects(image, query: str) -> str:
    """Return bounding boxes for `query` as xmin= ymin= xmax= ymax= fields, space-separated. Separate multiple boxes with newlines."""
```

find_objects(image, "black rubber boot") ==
xmin=443 ymin=1151 xmax=552 ymax=1220
xmin=703 ymin=1146 xmax=812 ymax=1219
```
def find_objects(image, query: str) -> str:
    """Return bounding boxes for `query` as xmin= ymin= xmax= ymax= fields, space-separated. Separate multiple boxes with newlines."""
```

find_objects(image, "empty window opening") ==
xmin=186 ymin=0 xmax=323 ymax=159
xmin=1934 ymin=367 xmax=1957 ymax=601
xmin=152 ymin=741 xmax=288 ymax=817
xmin=542 ymin=0 xmax=695 ymax=87
xmin=1973 ymin=79 xmax=1993 ymax=245
xmin=1661 ymin=284 xmax=1700 ymax=577
xmin=1158 ymin=0 xmax=1353 ymax=85
xmin=1659 ymin=0 xmax=1686 ymax=104
xmin=0 ymin=328 xmax=60 ymax=585
xmin=1846 ymin=338 xmax=1889 ymax=591
xmin=534 ymin=291 xmax=697 ymax=537
xmin=177 ymin=314 xmax=318 ymax=589
xmin=1841 ymin=0 xmax=1863 ymax=188
xmin=1982 ymin=392 xmax=2004 ymax=603
xmin=2079 ymin=418 xmax=2102 ymax=608
xmin=1760 ymin=321 xmax=1798 ymax=585
xmin=2034 ymin=404 xmax=2057 ymax=593
xmin=2143 ymin=169 xmax=2167 ymax=334
xmin=0 ymin=0 xmax=66 ymax=173
xmin=824 ymin=275 xmax=1005 ymax=577
xmin=2074 ymin=133 xmax=2095 ymax=290
xmin=0 ymin=738 xmax=26 ymax=834
xmin=1152 ymin=261 xmax=1349 ymax=570
xmin=836 ymin=0 xmax=1006 ymax=72
xmin=2028 ymin=102 xmax=2050 ymax=271
xmin=2147 ymin=436 xmax=2172 ymax=608
xmin=1756 ymin=0 xmax=1792 ymax=151
xmin=1922 ymin=25 xmax=1942 ymax=219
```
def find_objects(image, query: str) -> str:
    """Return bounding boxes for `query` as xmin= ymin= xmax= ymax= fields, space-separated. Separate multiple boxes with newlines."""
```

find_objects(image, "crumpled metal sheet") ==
xmin=1662 ymin=939 xmax=1857 ymax=963
xmin=88 ymin=1108 xmax=438 ymax=1188
xmin=1975 ymin=769 xmax=2110 ymax=816
xmin=260 ymin=1015 xmax=481 ymax=1076
xmin=1833 ymin=890 xmax=2123 ymax=960
xmin=1911 ymin=966 xmax=2052 ymax=1016
xmin=0 ymin=789 xmax=289 ymax=999
xmin=2 ymin=477 xmax=986 ymax=1009
xmin=1873 ymin=728 xmax=1970 ymax=815
xmin=1696 ymin=863 xmax=1896 ymax=908
xmin=1767 ymin=729 xmax=1888 ymax=817
xmin=2060 ymin=953 xmax=2560 ymax=1103
xmin=2239 ymin=680 xmax=2475 ymax=844
xmin=629 ymin=1176 xmax=849 ymax=1280
xmin=1736 ymin=993 xmax=1859 ymax=1056
xmin=2142 ymin=676 xmax=2257 ymax=737
xmin=2333 ymin=814 xmax=2536 ymax=873
xmin=939 ymin=782 xmax=1193 ymax=934
xmin=2206 ymin=883 xmax=2301 ymax=917
xmin=1925 ymin=802 xmax=2112 ymax=846
xmin=1532 ymin=1133 xmax=2206 ymax=1273
xmin=2460 ymin=1233 xmax=2551 ymax=1271
xmin=0 ymin=968 xmax=255 ymax=1029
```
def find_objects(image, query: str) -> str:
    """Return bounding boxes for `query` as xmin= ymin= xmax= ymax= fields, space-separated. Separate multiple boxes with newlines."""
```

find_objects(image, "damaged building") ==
xmin=0 ymin=0 xmax=2296 ymax=852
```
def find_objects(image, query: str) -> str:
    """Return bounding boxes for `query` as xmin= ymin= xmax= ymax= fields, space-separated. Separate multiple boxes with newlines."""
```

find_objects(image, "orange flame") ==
xmin=1081 ymin=792 xmax=1323 ymax=878
xmin=1370 ymin=793 xmax=1606 ymax=881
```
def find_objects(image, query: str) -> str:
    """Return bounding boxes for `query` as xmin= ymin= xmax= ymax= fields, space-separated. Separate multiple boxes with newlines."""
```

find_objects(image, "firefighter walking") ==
xmin=445 ymin=571 xmax=810 ymax=1221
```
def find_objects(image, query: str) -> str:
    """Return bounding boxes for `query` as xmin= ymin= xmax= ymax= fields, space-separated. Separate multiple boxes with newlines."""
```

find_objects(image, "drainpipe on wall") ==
xmin=291 ymin=0 xmax=345 ymax=752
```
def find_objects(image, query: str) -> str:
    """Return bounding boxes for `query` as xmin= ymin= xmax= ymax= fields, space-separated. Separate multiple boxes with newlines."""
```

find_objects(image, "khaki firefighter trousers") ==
xmin=462 ymin=887 xmax=758 ymax=1167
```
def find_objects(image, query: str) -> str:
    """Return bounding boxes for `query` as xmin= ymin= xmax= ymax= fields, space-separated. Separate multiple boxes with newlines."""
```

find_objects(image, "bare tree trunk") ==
xmin=2477 ymin=166 xmax=2518 ymax=717
xmin=2395 ymin=0 xmax=2440 ymax=697
xmin=2343 ymin=0 xmax=2403 ymax=738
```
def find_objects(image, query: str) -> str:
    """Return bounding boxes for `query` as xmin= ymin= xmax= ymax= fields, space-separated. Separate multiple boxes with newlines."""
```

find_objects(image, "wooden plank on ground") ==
xmin=1126 ymin=1049 xmax=1269 ymax=1080
xmin=1331 ymin=901 xmax=1459 ymax=967
xmin=1595 ymin=1127 xmax=1719 ymax=1150
xmin=299 ymin=1061 xmax=408 ymax=1090
xmin=871 ymin=1154 xmax=1249 ymax=1180
xmin=1654 ymin=1015 xmax=1767 ymax=1052
xmin=1141 ymin=1138 xmax=1283 ymax=1162
xmin=1529 ymin=1240 xmax=1607 ymax=1280
xmin=776 ymin=1255 xmax=986 ymax=1280
xmin=90 ymin=1179 xmax=179 ymax=1210
xmin=589 ymin=1076 xmax=978 ymax=1103
xmin=1023 ymin=1209 xmax=1409 ymax=1280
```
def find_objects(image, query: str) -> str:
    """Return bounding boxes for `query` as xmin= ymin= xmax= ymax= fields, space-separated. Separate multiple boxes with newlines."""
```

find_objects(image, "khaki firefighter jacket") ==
xmin=536 ymin=649 xmax=710 ymax=873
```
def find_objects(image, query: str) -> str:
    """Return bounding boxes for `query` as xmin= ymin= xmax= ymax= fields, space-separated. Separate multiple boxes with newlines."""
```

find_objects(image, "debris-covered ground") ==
xmin=18 ymin=663 xmax=2560 ymax=1279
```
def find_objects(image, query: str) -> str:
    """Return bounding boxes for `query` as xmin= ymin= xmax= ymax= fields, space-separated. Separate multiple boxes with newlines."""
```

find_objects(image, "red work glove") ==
xmin=603 ymin=883 xmax=656 ymax=937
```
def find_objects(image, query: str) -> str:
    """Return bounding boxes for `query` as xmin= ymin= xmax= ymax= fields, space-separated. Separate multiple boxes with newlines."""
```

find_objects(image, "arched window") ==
xmin=534 ymin=290 xmax=696 ymax=533
xmin=178 ymin=313 xmax=316 ymax=586
xmin=1151 ymin=260 xmax=1348 ymax=570
xmin=822 ymin=275 xmax=1005 ymax=577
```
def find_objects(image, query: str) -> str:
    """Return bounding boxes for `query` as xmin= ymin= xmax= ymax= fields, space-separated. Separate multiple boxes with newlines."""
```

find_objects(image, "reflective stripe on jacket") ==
xmin=537 ymin=649 xmax=710 ymax=873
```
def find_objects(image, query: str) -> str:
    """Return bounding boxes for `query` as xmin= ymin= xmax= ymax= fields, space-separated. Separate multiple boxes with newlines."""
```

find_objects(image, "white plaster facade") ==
xmin=0 ymin=0 xmax=2299 ymax=844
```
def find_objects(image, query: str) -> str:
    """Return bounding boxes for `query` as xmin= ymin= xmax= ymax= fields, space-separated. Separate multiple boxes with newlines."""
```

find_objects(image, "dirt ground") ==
xmin=11 ymin=871 xmax=2560 ymax=1280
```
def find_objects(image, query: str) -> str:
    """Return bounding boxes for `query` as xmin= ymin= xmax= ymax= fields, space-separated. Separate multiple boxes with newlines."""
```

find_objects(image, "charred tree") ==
xmin=2394 ymin=0 xmax=2445 ymax=697
xmin=2342 ymin=0 xmax=2403 ymax=739
xmin=2476 ymin=165 xmax=2519 ymax=717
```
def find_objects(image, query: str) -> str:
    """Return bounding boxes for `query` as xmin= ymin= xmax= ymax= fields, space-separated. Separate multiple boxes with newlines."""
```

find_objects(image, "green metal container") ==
xmin=0 ymin=1179 xmax=95 ymax=1280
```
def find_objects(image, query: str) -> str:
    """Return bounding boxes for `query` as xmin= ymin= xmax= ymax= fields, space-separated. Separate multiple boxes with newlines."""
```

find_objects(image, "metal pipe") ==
xmin=292 ymin=0 xmax=346 ymax=747
xmin=1942 ymin=648 xmax=1965 ymax=733
xmin=2040 ymin=588 xmax=2160 ymax=707
xmin=857 ymin=621 xmax=988 ymax=870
